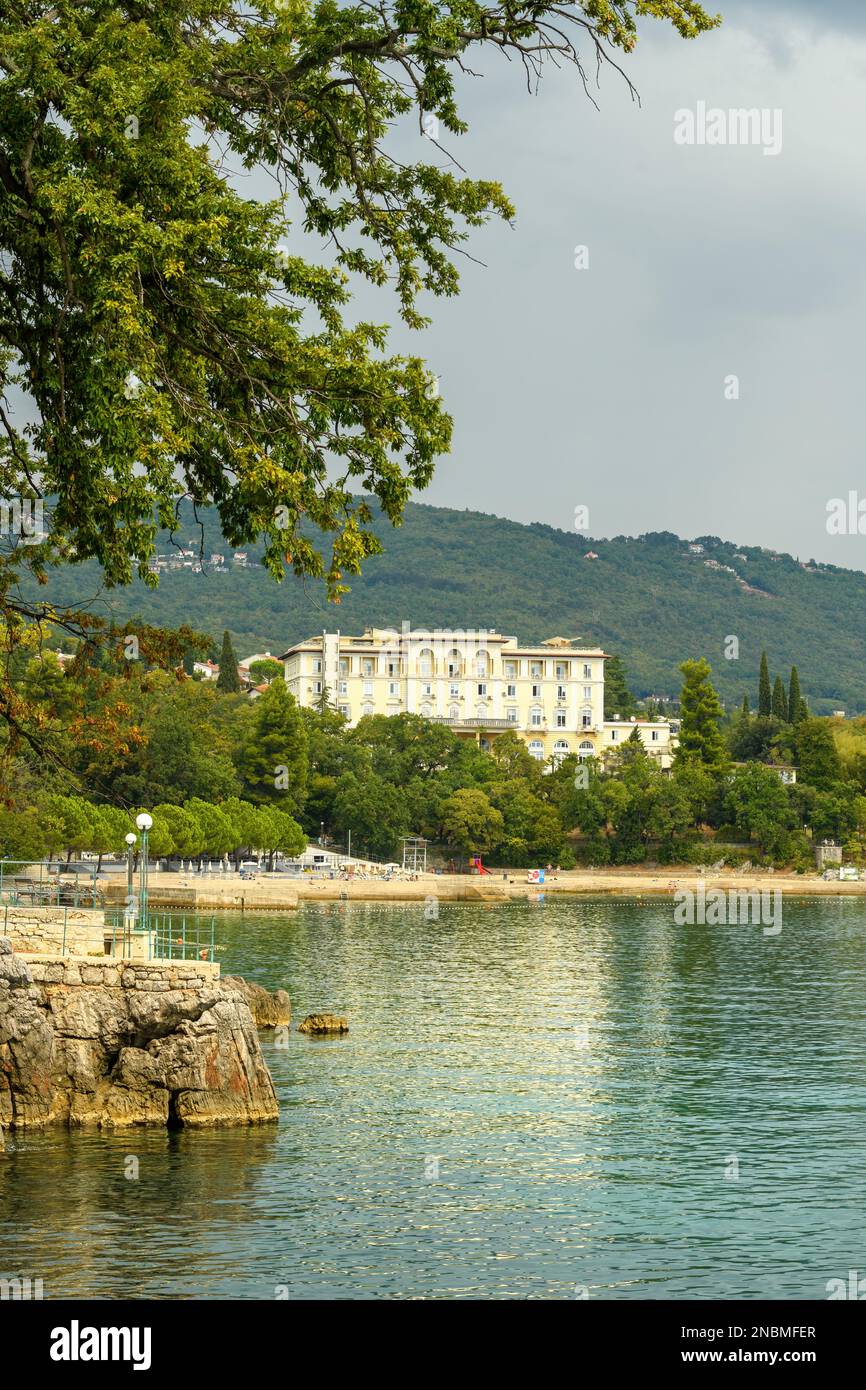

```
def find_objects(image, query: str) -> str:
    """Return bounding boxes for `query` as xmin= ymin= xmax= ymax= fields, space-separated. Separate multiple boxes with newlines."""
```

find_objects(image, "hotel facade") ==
xmin=281 ymin=626 xmax=677 ymax=768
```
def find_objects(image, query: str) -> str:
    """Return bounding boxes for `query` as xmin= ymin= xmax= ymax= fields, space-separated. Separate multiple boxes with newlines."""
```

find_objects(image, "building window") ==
xmin=651 ymin=730 xmax=659 ymax=742
xmin=339 ymin=659 xmax=349 ymax=675
xmin=475 ymin=703 xmax=487 ymax=718
xmin=361 ymin=702 xmax=374 ymax=717
xmin=556 ymin=711 xmax=567 ymax=728
xmin=507 ymin=708 xmax=518 ymax=723
xmin=422 ymin=682 xmax=433 ymax=697
xmin=363 ymin=660 xmax=374 ymax=677
xmin=556 ymin=663 xmax=567 ymax=680
xmin=389 ymin=681 xmax=399 ymax=696
xmin=363 ymin=680 xmax=374 ymax=697
xmin=531 ymin=662 xmax=542 ymax=678
xmin=338 ymin=704 xmax=350 ymax=719
xmin=582 ymin=711 xmax=592 ymax=728
xmin=477 ymin=683 xmax=487 ymax=697
xmin=530 ymin=706 xmax=542 ymax=727
xmin=610 ymin=729 xmax=618 ymax=741
xmin=421 ymin=702 xmax=433 ymax=718
xmin=579 ymin=740 xmax=594 ymax=754
xmin=505 ymin=662 xmax=517 ymax=679
xmin=557 ymin=685 xmax=567 ymax=701
xmin=338 ymin=680 xmax=347 ymax=695
xmin=450 ymin=682 xmax=460 ymax=698
xmin=313 ymin=659 xmax=322 ymax=674
xmin=583 ymin=686 xmax=592 ymax=700
xmin=419 ymin=650 xmax=434 ymax=677
xmin=583 ymin=664 xmax=592 ymax=679
xmin=449 ymin=704 xmax=460 ymax=720
xmin=528 ymin=740 xmax=544 ymax=760
xmin=313 ymin=681 xmax=322 ymax=695
xmin=553 ymin=739 xmax=569 ymax=765
xmin=532 ymin=683 xmax=541 ymax=698
xmin=506 ymin=683 xmax=516 ymax=698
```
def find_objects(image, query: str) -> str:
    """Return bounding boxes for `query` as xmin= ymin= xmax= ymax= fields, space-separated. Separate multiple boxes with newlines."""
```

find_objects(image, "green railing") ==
xmin=150 ymin=912 xmax=216 ymax=963
xmin=105 ymin=910 xmax=217 ymax=964
xmin=0 ymin=859 xmax=102 ymax=909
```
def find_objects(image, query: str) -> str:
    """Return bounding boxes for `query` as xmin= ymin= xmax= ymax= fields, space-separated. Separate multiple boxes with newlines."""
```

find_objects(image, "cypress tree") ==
xmin=772 ymin=675 xmax=788 ymax=721
xmin=788 ymin=666 xmax=802 ymax=724
xmin=758 ymin=651 xmax=772 ymax=716
xmin=216 ymin=630 xmax=241 ymax=693
xmin=741 ymin=693 xmax=750 ymax=717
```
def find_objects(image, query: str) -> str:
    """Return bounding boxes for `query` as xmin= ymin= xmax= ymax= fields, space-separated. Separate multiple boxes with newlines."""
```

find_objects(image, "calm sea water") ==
xmin=2 ymin=897 xmax=866 ymax=1300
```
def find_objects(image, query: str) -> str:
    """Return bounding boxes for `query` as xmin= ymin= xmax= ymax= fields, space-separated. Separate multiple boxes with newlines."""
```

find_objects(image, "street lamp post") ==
xmin=124 ymin=832 xmax=137 ymax=957
xmin=135 ymin=813 xmax=153 ymax=935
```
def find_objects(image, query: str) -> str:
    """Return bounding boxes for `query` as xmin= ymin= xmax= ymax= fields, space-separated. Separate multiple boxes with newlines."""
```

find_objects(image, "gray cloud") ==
xmin=344 ymin=5 xmax=866 ymax=573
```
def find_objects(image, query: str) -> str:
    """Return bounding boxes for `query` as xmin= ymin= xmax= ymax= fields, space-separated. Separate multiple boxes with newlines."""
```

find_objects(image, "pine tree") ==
xmin=677 ymin=658 xmax=729 ymax=773
xmin=238 ymin=678 xmax=308 ymax=814
xmin=216 ymin=630 xmax=241 ymax=693
xmin=788 ymin=666 xmax=802 ymax=724
xmin=758 ymin=651 xmax=772 ymax=716
xmin=604 ymin=655 xmax=635 ymax=719
xmin=772 ymin=675 xmax=788 ymax=721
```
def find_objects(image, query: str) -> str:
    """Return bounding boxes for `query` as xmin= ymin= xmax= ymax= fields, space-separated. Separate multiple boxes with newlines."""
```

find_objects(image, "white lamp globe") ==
xmin=135 ymin=813 xmax=153 ymax=832
xmin=124 ymin=832 xmax=137 ymax=846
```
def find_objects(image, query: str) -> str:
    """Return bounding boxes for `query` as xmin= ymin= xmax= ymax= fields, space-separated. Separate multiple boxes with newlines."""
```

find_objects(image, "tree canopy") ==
xmin=0 ymin=1 xmax=718 ymax=780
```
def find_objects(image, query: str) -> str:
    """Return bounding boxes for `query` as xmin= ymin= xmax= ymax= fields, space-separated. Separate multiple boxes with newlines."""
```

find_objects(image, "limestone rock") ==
xmin=223 ymin=976 xmax=291 ymax=1028
xmin=0 ymin=942 xmax=278 ymax=1131
xmin=298 ymin=1013 xmax=348 ymax=1035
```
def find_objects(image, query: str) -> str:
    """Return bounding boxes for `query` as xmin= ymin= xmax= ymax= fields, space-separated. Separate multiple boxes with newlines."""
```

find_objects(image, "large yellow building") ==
xmin=281 ymin=625 xmax=677 ymax=768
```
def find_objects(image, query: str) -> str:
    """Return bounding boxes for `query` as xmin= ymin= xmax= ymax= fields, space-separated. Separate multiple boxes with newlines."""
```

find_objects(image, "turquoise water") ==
xmin=2 ymin=897 xmax=866 ymax=1300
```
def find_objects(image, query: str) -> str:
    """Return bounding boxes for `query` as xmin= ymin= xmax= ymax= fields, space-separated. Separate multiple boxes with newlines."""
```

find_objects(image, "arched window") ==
xmin=475 ymin=648 xmax=491 ymax=678
xmin=446 ymin=649 xmax=463 ymax=678
xmin=361 ymin=702 xmax=375 ymax=718
xmin=418 ymin=648 xmax=435 ymax=677
xmin=475 ymin=703 xmax=487 ymax=719
xmin=528 ymin=739 xmax=544 ymax=760
xmin=530 ymin=705 xmax=543 ymax=727
xmin=552 ymin=738 xmax=569 ymax=767
xmin=579 ymin=740 xmax=594 ymax=753
xmin=449 ymin=704 xmax=460 ymax=721
xmin=420 ymin=701 xmax=433 ymax=718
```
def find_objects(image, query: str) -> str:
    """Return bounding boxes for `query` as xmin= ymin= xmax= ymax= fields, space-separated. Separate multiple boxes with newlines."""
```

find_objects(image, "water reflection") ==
xmin=2 ymin=898 xmax=866 ymax=1299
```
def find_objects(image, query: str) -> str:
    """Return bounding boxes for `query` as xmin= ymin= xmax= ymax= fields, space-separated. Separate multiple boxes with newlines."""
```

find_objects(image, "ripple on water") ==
xmin=2 ymin=898 xmax=866 ymax=1298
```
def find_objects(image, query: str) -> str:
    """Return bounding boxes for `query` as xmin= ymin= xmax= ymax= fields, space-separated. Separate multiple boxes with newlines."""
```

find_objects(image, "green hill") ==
xmin=27 ymin=502 xmax=866 ymax=714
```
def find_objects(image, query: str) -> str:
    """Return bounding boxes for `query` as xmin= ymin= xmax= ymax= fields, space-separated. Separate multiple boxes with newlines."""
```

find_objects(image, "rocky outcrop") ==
xmin=298 ymin=1013 xmax=348 ymax=1035
xmin=0 ymin=940 xmax=278 ymax=1130
xmin=223 ymin=976 xmax=291 ymax=1028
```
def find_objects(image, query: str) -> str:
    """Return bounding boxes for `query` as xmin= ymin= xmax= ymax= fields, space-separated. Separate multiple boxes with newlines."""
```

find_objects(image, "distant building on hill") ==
xmin=280 ymin=626 xmax=676 ymax=769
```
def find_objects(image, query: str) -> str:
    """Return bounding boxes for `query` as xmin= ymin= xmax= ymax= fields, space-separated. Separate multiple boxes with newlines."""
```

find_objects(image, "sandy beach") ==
xmin=99 ymin=866 xmax=866 ymax=911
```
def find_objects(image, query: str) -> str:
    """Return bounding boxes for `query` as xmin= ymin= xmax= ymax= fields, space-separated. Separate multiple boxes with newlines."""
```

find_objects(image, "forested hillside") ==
xmin=28 ymin=501 xmax=865 ymax=713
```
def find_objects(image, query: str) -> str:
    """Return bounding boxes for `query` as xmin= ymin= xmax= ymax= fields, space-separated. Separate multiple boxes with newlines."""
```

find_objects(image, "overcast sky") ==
xmin=344 ymin=0 xmax=866 ymax=569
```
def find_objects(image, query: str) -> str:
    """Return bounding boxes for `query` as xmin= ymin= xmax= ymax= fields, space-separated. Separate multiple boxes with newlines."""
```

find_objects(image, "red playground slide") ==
xmin=470 ymin=855 xmax=491 ymax=875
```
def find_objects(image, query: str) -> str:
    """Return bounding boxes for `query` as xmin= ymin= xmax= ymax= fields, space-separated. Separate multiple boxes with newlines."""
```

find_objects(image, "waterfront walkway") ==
xmin=99 ymin=866 xmax=866 ymax=911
